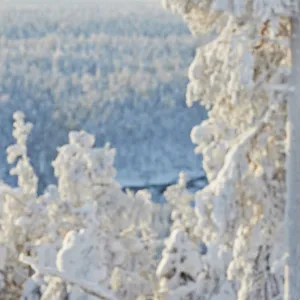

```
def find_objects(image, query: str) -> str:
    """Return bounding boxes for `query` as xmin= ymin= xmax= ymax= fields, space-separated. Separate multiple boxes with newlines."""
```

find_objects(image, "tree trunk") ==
xmin=285 ymin=11 xmax=300 ymax=300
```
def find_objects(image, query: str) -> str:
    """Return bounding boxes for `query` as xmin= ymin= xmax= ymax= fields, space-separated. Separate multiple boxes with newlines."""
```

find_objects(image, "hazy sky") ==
xmin=0 ymin=0 xmax=163 ymax=11
xmin=0 ymin=0 xmax=160 ymax=3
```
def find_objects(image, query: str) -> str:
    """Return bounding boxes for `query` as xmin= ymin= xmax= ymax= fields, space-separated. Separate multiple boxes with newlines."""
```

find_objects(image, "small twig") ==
xmin=253 ymin=20 xmax=270 ymax=50
xmin=0 ymin=186 xmax=26 ymax=207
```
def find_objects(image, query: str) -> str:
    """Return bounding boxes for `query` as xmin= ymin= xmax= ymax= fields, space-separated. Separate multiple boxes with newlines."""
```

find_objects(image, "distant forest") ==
xmin=0 ymin=3 xmax=206 ymax=192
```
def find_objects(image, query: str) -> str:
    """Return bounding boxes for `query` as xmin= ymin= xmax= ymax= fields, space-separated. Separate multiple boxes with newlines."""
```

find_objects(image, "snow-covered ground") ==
xmin=0 ymin=1 xmax=207 ymax=196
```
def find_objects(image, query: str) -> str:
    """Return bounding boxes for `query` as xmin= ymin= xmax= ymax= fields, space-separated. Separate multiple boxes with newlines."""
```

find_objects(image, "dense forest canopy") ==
xmin=0 ymin=2 xmax=206 ymax=192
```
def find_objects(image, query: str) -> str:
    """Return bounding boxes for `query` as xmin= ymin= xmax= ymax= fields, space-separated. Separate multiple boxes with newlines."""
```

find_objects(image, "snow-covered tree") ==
xmin=160 ymin=0 xmax=297 ymax=299
xmin=156 ymin=229 xmax=204 ymax=300
xmin=164 ymin=172 xmax=197 ymax=238
xmin=0 ymin=112 xmax=168 ymax=299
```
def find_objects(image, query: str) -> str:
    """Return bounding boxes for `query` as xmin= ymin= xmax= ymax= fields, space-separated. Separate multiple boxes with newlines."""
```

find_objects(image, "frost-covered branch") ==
xmin=19 ymin=254 xmax=120 ymax=300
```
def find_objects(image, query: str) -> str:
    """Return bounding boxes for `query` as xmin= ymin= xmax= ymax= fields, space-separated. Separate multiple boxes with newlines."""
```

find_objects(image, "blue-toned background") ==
xmin=0 ymin=1 xmax=207 ymax=199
